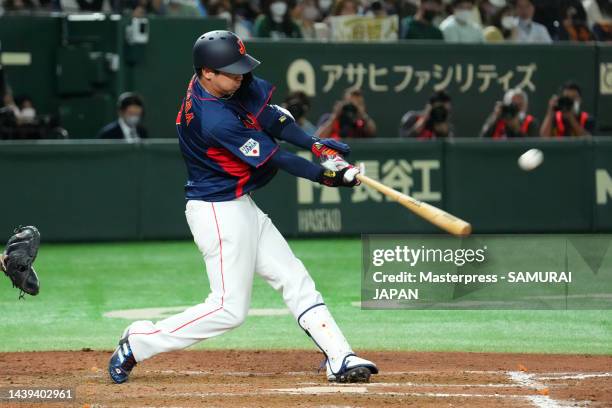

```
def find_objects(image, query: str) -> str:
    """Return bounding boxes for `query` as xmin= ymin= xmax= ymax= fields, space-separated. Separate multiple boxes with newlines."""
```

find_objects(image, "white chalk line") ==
xmin=508 ymin=371 xmax=548 ymax=389
xmin=142 ymin=369 xmax=509 ymax=376
xmin=162 ymin=390 xmax=532 ymax=399
xmin=506 ymin=371 xmax=588 ymax=408
xmin=299 ymin=381 xmax=523 ymax=388
xmin=538 ymin=372 xmax=612 ymax=381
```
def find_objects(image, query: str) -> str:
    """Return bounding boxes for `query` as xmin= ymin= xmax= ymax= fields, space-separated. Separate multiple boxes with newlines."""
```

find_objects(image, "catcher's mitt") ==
xmin=2 ymin=226 xmax=40 ymax=298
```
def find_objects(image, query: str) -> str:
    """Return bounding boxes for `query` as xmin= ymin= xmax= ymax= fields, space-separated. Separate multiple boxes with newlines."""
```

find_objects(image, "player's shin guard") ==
xmin=298 ymin=303 xmax=353 ymax=374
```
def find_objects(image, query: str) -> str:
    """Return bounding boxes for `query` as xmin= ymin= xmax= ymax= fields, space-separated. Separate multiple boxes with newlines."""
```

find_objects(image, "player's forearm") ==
xmin=269 ymin=149 xmax=323 ymax=182
xmin=278 ymin=122 xmax=318 ymax=150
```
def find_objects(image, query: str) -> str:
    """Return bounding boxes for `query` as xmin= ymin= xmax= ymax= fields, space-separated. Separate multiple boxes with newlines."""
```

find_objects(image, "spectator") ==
xmin=540 ymin=82 xmax=595 ymax=137
xmin=254 ymin=0 xmax=302 ymax=38
xmin=282 ymin=91 xmax=317 ymax=135
xmin=1 ymin=91 xmax=19 ymax=119
xmin=3 ymin=0 xmax=36 ymax=12
xmin=232 ymin=0 xmax=261 ymax=38
xmin=318 ymin=0 xmax=334 ymax=18
xmin=293 ymin=0 xmax=322 ymax=39
xmin=515 ymin=0 xmax=552 ymax=43
xmin=440 ymin=0 xmax=485 ymax=43
xmin=483 ymin=5 xmax=519 ymax=42
xmin=204 ymin=0 xmax=233 ymax=21
xmin=332 ymin=0 xmax=360 ymax=15
xmin=365 ymin=0 xmax=387 ymax=17
xmin=316 ymin=88 xmax=377 ymax=139
xmin=479 ymin=0 xmax=506 ymax=26
xmin=583 ymin=0 xmax=612 ymax=41
xmin=166 ymin=0 xmax=200 ymax=16
xmin=13 ymin=95 xmax=37 ymax=125
xmin=0 ymin=93 xmax=67 ymax=139
xmin=400 ymin=90 xmax=453 ymax=139
xmin=382 ymin=0 xmax=400 ymax=15
xmin=400 ymin=0 xmax=444 ymax=40
xmin=98 ymin=92 xmax=148 ymax=141
xmin=481 ymin=88 xmax=539 ymax=138
xmin=557 ymin=3 xmax=594 ymax=41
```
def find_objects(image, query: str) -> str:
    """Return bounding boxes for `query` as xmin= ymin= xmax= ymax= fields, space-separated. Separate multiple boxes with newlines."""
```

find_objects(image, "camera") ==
xmin=285 ymin=98 xmax=308 ymax=121
xmin=339 ymin=102 xmax=359 ymax=127
xmin=429 ymin=105 xmax=448 ymax=124
xmin=500 ymin=103 xmax=519 ymax=120
xmin=556 ymin=96 xmax=574 ymax=112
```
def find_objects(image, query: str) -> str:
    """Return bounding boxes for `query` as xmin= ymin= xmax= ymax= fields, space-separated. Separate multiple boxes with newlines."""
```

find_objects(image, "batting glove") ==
xmin=311 ymin=139 xmax=351 ymax=157
xmin=319 ymin=166 xmax=360 ymax=188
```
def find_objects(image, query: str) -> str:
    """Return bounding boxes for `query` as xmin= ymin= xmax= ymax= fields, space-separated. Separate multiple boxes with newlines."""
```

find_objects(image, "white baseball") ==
xmin=518 ymin=148 xmax=544 ymax=171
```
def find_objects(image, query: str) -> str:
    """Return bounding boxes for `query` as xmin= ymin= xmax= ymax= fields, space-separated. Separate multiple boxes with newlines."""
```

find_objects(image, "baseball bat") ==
xmin=355 ymin=174 xmax=472 ymax=237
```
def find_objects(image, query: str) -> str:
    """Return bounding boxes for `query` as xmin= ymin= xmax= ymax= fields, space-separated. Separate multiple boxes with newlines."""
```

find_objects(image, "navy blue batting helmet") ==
xmin=193 ymin=31 xmax=260 ymax=75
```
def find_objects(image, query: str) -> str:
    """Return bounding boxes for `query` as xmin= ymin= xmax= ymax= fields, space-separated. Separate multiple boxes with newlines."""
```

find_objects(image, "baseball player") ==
xmin=109 ymin=30 xmax=378 ymax=384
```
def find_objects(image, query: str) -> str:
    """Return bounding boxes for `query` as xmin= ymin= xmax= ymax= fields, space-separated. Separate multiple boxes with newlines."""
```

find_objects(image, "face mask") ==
xmin=501 ymin=16 xmax=518 ymax=29
xmin=423 ymin=9 xmax=437 ymax=22
xmin=319 ymin=0 xmax=332 ymax=11
xmin=20 ymin=107 xmax=36 ymax=121
xmin=270 ymin=1 xmax=287 ymax=19
xmin=124 ymin=115 xmax=141 ymax=127
xmin=573 ymin=101 xmax=580 ymax=114
xmin=454 ymin=9 xmax=472 ymax=23
xmin=519 ymin=111 xmax=526 ymax=121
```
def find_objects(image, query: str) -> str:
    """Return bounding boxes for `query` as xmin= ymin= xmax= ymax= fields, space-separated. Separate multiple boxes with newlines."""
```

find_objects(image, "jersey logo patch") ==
xmin=239 ymin=138 xmax=260 ymax=157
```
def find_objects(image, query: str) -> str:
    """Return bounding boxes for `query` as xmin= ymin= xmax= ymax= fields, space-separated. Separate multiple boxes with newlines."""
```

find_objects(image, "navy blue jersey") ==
xmin=176 ymin=75 xmax=281 ymax=202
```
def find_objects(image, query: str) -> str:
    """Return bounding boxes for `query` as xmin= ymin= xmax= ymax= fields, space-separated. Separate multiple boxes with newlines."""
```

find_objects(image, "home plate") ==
xmin=270 ymin=386 xmax=368 ymax=394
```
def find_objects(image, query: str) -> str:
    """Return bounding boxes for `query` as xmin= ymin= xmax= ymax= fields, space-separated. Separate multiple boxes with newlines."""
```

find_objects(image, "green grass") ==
xmin=0 ymin=239 xmax=610 ymax=354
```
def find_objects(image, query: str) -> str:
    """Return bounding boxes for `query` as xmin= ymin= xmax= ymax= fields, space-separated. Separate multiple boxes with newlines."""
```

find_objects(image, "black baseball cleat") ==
xmin=326 ymin=354 xmax=379 ymax=383
xmin=108 ymin=336 xmax=137 ymax=384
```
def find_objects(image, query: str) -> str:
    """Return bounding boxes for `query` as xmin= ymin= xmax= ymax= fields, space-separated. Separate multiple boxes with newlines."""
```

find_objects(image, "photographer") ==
xmin=282 ymin=91 xmax=317 ymax=135
xmin=481 ymin=88 xmax=538 ymax=139
xmin=540 ymin=82 xmax=595 ymax=137
xmin=400 ymin=91 xmax=453 ymax=139
xmin=316 ymin=88 xmax=377 ymax=139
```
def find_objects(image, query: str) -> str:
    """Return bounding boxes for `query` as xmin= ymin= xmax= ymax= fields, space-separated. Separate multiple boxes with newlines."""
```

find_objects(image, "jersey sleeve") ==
xmin=209 ymin=119 xmax=279 ymax=168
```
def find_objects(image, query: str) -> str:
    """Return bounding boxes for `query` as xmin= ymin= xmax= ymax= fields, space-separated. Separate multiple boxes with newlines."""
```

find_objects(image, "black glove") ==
xmin=2 ymin=226 xmax=40 ymax=298
xmin=319 ymin=167 xmax=360 ymax=188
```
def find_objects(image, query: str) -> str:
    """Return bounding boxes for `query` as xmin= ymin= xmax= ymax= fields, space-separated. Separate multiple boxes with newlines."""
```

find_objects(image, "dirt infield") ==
xmin=1 ymin=350 xmax=611 ymax=407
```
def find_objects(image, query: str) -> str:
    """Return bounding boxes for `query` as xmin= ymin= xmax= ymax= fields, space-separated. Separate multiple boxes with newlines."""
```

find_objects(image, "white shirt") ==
xmin=440 ymin=15 xmax=484 ymax=43
xmin=516 ymin=19 xmax=552 ymax=43
xmin=118 ymin=118 xmax=140 ymax=143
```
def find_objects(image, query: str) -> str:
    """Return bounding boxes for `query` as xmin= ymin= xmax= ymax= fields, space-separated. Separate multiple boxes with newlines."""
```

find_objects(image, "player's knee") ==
xmin=224 ymin=307 xmax=248 ymax=329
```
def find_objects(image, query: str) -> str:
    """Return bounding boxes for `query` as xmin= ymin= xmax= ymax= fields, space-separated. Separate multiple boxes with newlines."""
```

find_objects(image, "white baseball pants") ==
xmin=126 ymin=195 xmax=353 ymax=368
